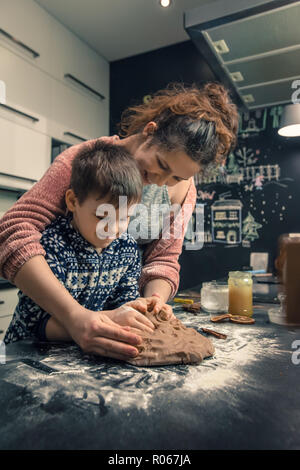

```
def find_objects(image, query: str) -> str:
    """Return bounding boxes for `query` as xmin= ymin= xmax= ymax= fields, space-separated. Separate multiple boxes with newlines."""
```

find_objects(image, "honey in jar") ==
xmin=228 ymin=271 xmax=253 ymax=317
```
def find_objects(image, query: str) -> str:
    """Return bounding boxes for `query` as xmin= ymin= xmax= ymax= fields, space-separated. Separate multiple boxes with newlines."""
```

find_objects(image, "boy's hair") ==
xmin=70 ymin=141 xmax=143 ymax=206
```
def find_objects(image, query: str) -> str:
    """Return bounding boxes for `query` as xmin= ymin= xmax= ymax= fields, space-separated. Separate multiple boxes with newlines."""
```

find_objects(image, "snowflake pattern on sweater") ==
xmin=4 ymin=216 xmax=141 ymax=344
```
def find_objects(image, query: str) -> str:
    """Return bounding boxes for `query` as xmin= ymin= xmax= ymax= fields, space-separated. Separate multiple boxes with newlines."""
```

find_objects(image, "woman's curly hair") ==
xmin=118 ymin=82 xmax=239 ymax=168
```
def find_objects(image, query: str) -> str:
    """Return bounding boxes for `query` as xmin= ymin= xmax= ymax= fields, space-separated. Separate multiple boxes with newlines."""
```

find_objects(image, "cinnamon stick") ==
xmin=201 ymin=327 xmax=227 ymax=340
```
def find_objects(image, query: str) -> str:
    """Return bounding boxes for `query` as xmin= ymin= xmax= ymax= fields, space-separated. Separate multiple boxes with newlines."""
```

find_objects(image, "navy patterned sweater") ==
xmin=4 ymin=215 xmax=141 ymax=344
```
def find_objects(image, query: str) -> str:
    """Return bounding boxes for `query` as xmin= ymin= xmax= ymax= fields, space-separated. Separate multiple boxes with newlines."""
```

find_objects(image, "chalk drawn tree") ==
xmin=242 ymin=212 xmax=262 ymax=242
xmin=236 ymin=146 xmax=257 ymax=167
xmin=226 ymin=152 xmax=240 ymax=174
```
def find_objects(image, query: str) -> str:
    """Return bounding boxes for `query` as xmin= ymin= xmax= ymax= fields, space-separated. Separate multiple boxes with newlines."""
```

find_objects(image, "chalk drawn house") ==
xmin=211 ymin=200 xmax=243 ymax=244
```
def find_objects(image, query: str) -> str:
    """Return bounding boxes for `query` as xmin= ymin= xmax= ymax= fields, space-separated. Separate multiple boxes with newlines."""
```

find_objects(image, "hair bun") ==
xmin=203 ymin=82 xmax=232 ymax=112
xmin=202 ymin=82 xmax=239 ymax=150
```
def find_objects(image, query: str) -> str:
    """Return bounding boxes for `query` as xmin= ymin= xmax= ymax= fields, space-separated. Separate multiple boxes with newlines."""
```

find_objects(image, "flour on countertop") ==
xmin=2 ymin=310 xmax=291 ymax=412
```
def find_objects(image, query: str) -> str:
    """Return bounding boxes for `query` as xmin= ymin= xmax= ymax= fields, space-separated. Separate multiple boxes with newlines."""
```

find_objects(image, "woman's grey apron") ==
xmin=128 ymin=184 xmax=171 ymax=263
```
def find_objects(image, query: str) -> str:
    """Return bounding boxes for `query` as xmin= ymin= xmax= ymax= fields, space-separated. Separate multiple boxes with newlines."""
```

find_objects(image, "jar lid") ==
xmin=202 ymin=281 xmax=228 ymax=289
xmin=228 ymin=271 xmax=252 ymax=279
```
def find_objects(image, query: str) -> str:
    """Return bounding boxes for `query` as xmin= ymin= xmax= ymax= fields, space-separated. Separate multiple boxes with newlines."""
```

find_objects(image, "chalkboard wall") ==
xmin=180 ymin=110 xmax=300 ymax=290
xmin=110 ymin=40 xmax=300 ymax=290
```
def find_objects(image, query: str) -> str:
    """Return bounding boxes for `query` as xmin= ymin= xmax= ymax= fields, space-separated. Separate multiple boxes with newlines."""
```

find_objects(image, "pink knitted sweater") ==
xmin=0 ymin=137 xmax=196 ymax=298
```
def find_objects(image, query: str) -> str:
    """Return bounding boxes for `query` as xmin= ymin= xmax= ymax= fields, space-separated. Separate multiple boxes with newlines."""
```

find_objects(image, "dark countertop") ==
xmin=1 ymin=301 xmax=300 ymax=450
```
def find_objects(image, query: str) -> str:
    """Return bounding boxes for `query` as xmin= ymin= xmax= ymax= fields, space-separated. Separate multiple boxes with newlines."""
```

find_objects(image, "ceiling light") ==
xmin=278 ymin=103 xmax=300 ymax=137
xmin=159 ymin=0 xmax=172 ymax=7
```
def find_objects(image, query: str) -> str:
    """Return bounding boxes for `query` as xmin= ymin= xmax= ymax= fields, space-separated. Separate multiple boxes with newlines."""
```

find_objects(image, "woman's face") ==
xmin=133 ymin=138 xmax=200 ymax=187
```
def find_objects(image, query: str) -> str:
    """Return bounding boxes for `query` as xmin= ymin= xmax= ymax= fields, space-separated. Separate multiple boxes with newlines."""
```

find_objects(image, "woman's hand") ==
xmin=66 ymin=306 xmax=143 ymax=361
xmin=127 ymin=295 xmax=175 ymax=320
xmin=99 ymin=135 xmax=120 ymax=144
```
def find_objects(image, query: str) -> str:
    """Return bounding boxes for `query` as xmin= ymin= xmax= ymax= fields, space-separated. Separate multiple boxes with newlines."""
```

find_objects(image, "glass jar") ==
xmin=275 ymin=233 xmax=300 ymax=280
xmin=201 ymin=281 xmax=229 ymax=313
xmin=228 ymin=271 xmax=253 ymax=317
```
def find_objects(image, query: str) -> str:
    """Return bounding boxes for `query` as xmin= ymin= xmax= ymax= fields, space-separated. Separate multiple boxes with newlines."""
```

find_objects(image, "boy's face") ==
xmin=66 ymin=190 xmax=131 ymax=249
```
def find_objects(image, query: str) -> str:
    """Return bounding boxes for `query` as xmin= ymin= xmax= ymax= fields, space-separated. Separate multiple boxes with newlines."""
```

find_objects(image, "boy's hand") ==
xmin=127 ymin=296 xmax=175 ymax=320
xmin=105 ymin=304 xmax=155 ymax=334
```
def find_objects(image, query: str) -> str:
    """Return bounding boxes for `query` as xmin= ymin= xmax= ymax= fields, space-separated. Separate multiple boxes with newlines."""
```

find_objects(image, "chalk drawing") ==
xmin=238 ymin=108 xmax=267 ymax=134
xmin=242 ymin=212 xmax=262 ymax=242
xmin=211 ymin=200 xmax=242 ymax=244
xmin=197 ymin=189 xmax=216 ymax=200
xmin=270 ymin=106 xmax=283 ymax=129
xmin=254 ymin=174 xmax=264 ymax=190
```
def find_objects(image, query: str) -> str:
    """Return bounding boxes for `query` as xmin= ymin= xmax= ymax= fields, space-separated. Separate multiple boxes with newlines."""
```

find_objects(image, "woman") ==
xmin=0 ymin=81 xmax=238 ymax=360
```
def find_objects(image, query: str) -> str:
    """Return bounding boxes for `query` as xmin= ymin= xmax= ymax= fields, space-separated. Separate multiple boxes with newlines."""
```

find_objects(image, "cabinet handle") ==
xmin=0 ymin=103 xmax=39 ymax=122
xmin=64 ymin=132 xmax=86 ymax=142
xmin=64 ymin=74 xmax=105 ymax=100
xmin=0 ymin=28 xmax=40 ymax=58
xmin=0 ymin=171 xmax=37 ymax=183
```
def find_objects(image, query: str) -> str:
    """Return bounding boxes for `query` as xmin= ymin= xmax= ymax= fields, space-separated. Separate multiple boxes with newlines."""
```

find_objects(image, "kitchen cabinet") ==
xmin=0 ymin=44 xmax=108 ymax=143
xmin=0 ymin=115 xmax=51 ymax=181
xmin=0 ymin=44 xmax=51 ymax=135
xmin=50 ymin=20 xmax=109 ymax=103
xmin=0 ymin=0 xmax=109 ymax=185
xmin=0 ymin=0 xmax=49 ymax=64
xmin=0 ymin=287 xmax=18 ymax=341
xmin=0 ymin=0 xmax=109 ymax=103
xmin=49 ymin=80 xmax=108 ymax=143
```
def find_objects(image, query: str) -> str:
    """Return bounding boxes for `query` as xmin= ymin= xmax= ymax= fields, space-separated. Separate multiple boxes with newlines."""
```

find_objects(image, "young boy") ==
xmin=4 ymin=142 xmax=159 ymax=344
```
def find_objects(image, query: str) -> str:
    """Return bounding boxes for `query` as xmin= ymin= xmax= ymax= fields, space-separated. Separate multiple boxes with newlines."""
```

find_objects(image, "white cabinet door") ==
xmin=0 ymin=44 xmax=108 ymax=144
xmin=0 ymin=115 xmax=51 ymax=181
xmin=1 ymin=0 xmax=109 ymax=101
xmin=0 ymin=0 xmax=51 ymax=64
xmin=50 ymin=80 xmax=108 ymax=142
xmin=0 ymin=44 xmax=51 ymax=133
xmin=63 ymin=37 xmax=109 ymax=103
